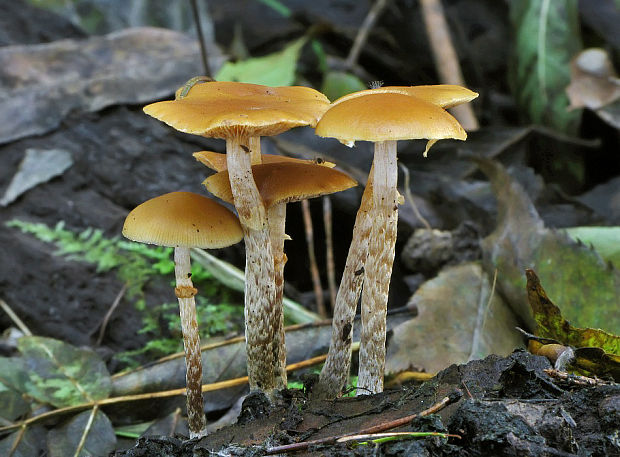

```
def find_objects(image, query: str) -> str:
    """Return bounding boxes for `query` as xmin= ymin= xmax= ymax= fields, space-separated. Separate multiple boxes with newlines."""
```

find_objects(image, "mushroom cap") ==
xmin=193 ymin=150 xmax=336 ymax=172
xmin=203 ymin=162 xmax=357 ymax=208
xmin=315 ymin=92 xmax=467 ymax=144
xmin=122 ymin=191 xmax=243 ymax=248
xmin=143 ymin=81 xmax=330 ymax=139
xmin=331 ymin=85 xmax=479 ymax=109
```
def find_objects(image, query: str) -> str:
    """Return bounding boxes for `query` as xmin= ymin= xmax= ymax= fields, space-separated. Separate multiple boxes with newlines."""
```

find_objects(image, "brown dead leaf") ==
xmin=566 ymin=48 xmax=620 ymax=129
xmin=386 ymin=262 xmax=522 ymax=375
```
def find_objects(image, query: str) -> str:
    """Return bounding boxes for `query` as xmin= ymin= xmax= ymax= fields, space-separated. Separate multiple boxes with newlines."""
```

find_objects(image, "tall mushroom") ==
xmin=122 ymin=191 xmax=243 ymax=438
xmin=143 ymin=81 xmax=330 ymax=393
xmin=202 ymin=160 xmax=357 ymax=336
xmin=315 ymin=88 xmax=476 ymax=395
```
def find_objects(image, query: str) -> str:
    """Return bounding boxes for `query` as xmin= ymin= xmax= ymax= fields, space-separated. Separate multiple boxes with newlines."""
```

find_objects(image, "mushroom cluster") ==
xmin=127 ymin=78 xmax=476 ymax=436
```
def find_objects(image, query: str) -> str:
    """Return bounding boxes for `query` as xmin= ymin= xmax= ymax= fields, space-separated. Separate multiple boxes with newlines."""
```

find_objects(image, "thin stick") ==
xmin=543 ymin=369 xmax=609 ymax=387
xmin=345 ymin=0 xmax=390 ymax=70
xmin=265 ymin=392 xmax=459 ymax=454
xmin=399 ymin=163 xmax=431 ymax=231
xmin=190 ymin=0 xmax=211 ymax=77
xmin=337 ymin=431 xmax=461 ymax=443
xmin=0 ymin=298 xmax=32 ymax=336
xmin=323 ymin=196 xmax=337 ymax=310
xmin=301 ymin=199 xmax=326 ymax=317
xmin=419 ymin=0 xmax=479 ymax=130
xmin=95 ymin=284 xmax=127 ymax=346
xmin=73 ymin=405 xmax=98 ymax=457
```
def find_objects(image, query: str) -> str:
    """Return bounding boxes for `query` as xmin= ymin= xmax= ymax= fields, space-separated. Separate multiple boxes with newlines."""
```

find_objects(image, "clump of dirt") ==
xmin=113 ymin=351 xmax=620 ymax=456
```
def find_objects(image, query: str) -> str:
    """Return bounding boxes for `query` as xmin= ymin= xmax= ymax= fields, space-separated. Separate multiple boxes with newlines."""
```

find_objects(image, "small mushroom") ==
xmin=315 ymin=88 xmax=476 ymax=395
xmin=144 ymin=81 xmax=330 ymax=393
xmin=122 ymin=191 xmax=243 ymax=438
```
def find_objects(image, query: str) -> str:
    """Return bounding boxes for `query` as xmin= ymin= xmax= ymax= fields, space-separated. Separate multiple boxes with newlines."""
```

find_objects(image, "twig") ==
xmin=337 ymin=431 xmax=461 ymax=444
xmin=399 ymin=163 xmax=431 ymax=230
xmin=94 ymin=284 xmax=127 ymax=346
xmin=265 ymin=390 xmax=462 ymax=454
xmin=461 ymin=381 xmax=473 ymax=399
xmin=301 ymin=199 xmax=326 ymax=317
xmin=0 ymin=298 xmax=32 ymax=336
xmin=345 ymin=0 xmax=390 ymax=70
xmin=74 ymin=405 xmax=98 ymax=457
xmin=8 ymin=424 xmax=26 ymax=455
xmin=323 ymin=196 xmax=337 ymax=310
xmin=190 ymin=0 xmax=211 ymax=77
xmin=543 ymin=369 xmax=610 ymax=387
xmin=419 ymin=0 xmax=479 ymax=130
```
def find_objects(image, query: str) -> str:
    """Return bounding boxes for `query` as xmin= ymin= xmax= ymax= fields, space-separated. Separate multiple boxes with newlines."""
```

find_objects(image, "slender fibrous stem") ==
xmin=358 ymin=140 xmax=398 ymax=394
xmin=248 ymin=136 xmax=262 ymax=165
xmin=316 ymin=166 xmax=374 ymax=398
xmin=267 ymin=202 xmax=288 ymax=389
xmin=174 ymin=246 xmax=206 ymax=438
xmin=226 ymin=136 xmax=285 ymax=393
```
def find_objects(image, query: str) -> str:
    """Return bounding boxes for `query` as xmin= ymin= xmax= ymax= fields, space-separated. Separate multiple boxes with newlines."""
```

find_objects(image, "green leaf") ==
xmin=476 ymin=157 xmax=620 ymax=334
xmin=321 ymin=71 xmax=368 ymax=102
xmin=18 ymin=336 xmax=111 ymax=407
xmin=311 ymin=39 xmax=328 ymax=74
xmin=510 ymin=0 xmax=582 ymax=132
xmin=526 ymin=269 xmax=620 ymax=354
xmin=0 ymin=357 xmax=33 ymax=421
xmin=256 ymin=0 xmax=291 ymax=17
xmin=47 ymin=408 xmax=117 ymax=457
xmin=215 ymin=38 xmax=307 ymax=87
xmin=564 ymin=226 xmax=620 ymax=266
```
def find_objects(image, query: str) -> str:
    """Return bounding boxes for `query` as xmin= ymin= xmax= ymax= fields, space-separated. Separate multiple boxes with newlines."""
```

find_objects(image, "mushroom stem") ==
xmin=249 ymin=136 xmax=262 ymax=165
xmin=316 ymin=166 xmax=374 ymax=398
xmin=267 ymin=202 xmax=288 ymax=388
xmin=358 ymin=140 xmax=398 ymax=394
xmin=174 ymin=246 xmax=206 ymax=438
xmin=226 ymin=136 xmax=285 ymax=393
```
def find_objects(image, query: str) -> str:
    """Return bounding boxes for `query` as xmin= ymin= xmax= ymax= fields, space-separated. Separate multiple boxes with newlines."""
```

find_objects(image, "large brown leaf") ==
xmin=0 ymin=27 xmax=204 ymax=144
xmin=386 ymin=262 xmax=522 ymax=375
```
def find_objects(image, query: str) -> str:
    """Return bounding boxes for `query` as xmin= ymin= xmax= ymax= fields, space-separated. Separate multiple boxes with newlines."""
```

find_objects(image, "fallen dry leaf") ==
xmin=386 ymin=262 xmax=522 ymax=375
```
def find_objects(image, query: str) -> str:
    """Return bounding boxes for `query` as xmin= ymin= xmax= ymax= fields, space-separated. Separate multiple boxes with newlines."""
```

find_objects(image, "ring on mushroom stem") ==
xmin=122 ymin=191 xmax=243 ymax=438
xmin=314 ymin=85 xmax=477 ymax=397
xmin=143 ymin=81 xmax=330 ymax=394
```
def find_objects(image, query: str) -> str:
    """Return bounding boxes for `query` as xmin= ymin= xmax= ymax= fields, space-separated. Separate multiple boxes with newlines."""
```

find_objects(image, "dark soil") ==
xmin=113 ymin=351 xmax=620 ymax=456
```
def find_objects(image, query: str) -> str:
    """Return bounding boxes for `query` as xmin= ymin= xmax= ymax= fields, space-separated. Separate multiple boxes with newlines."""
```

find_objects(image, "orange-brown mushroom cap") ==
xmin=331 ymin=85 xmax=478 ymax=109
xmin=203 ymin=162 xmax=357 ymax=208
xmin=193 ymin=150 xmax=336 ymax=172
xmin=315 ymin=92 xmax=467 ymax=145
xmin=122 ymin=191 xmax=243 ymax=248
xmin=143 ymin=81 xmax=330 ymax=139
